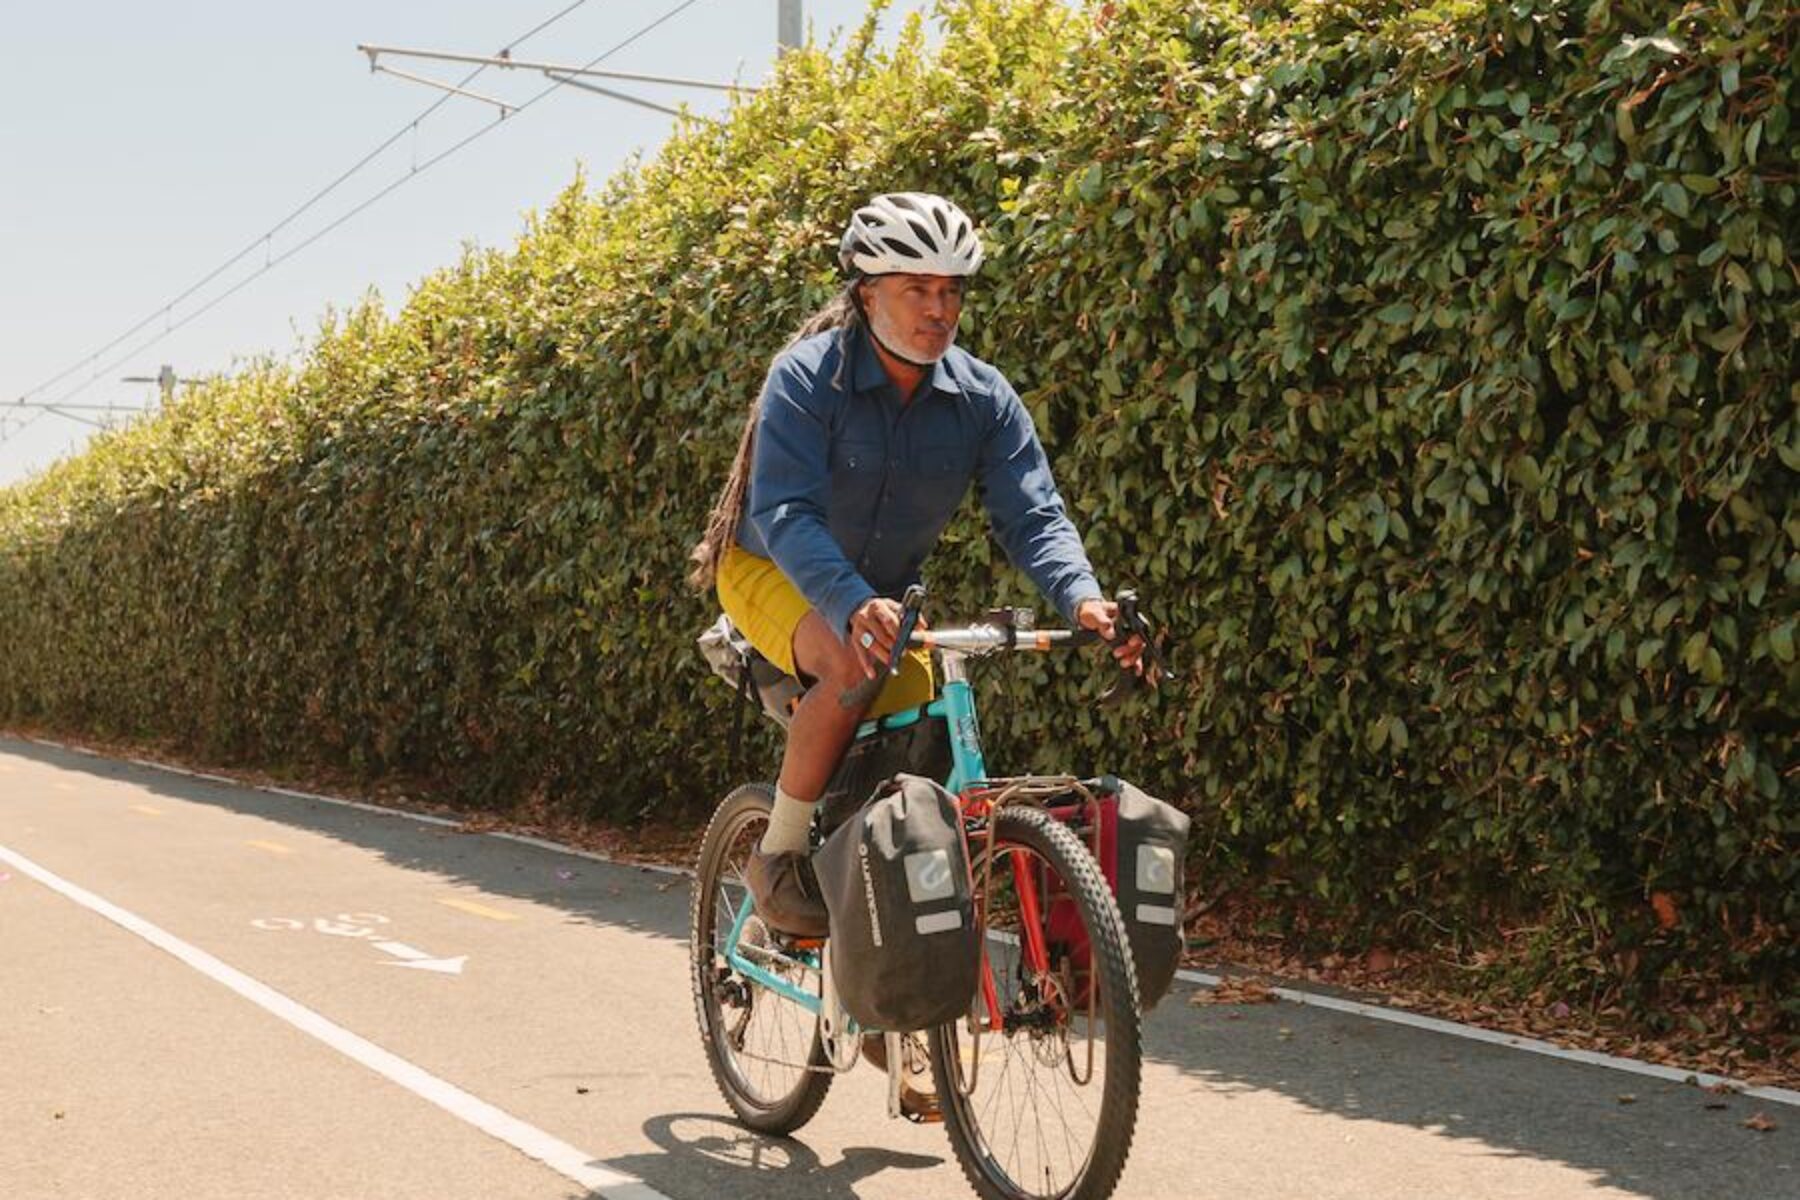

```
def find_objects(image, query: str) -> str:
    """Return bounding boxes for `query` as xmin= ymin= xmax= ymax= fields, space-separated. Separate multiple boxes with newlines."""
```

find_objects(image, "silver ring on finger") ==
xmin=859 ymin=631 xmax=875 ymax=649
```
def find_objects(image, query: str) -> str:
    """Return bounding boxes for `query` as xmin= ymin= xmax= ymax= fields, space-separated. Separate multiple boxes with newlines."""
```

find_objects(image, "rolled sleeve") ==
xmin=745 ymin=358 xmax=876 ymax=637
xmin=977 ymin=386 xmax=1102 ymax=623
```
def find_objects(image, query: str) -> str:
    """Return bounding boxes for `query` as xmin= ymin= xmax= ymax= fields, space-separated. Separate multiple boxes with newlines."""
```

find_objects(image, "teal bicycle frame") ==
xmin=723 ymin=662 xmax=988 ymax=1016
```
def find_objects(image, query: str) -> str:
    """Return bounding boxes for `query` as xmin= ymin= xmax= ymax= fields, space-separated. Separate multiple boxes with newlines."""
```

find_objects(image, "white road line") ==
xmin=14 ymin=733 xmax=1797 ymax=1106
xmin=261 ymin=785 xmax=464 ymax=828
xmin=0 ymin=843 xmax=674 ymax=1200
xmin=486 ymin=830 xmax=690 ymax=877
xmin=1173 ymin=967 xmax=1800 ymax=1108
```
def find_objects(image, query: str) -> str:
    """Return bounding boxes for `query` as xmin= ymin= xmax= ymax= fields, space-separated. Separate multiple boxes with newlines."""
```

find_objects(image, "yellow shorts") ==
xmin=716 ymin=545 xmax=934 ymax=719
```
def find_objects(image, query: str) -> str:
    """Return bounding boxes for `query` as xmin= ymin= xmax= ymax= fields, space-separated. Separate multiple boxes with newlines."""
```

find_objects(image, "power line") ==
xmin=15 ymin=0 xmax=595 ymax=407
xmin=28 ymin=0 xmax=709 ymax=419
xmin=1 ymin=410 xmax=51 ymax=447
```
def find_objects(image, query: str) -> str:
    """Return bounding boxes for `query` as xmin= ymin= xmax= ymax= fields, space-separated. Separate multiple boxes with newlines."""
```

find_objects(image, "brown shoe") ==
xmin=745 ymin=846 xmax=830 ymax=939
xmin=862 ymin=1033 xmax=941 ymax=1123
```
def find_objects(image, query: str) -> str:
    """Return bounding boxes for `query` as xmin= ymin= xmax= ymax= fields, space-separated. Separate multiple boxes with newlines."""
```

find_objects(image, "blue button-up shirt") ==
xmin=736 ymin=325 xmax=1102 ymax=638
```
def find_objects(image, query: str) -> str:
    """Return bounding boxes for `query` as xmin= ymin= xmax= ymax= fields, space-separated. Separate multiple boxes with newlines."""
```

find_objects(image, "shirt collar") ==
xmin=849 ymin=325 xmax=964 ymax=398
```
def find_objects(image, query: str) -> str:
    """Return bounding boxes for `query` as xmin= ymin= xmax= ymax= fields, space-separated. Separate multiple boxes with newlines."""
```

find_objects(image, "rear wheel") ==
xmin=929 ymin=805 xmax=1142 ymax=1200
xmin=689 ymin=782 xmax=833 ymax=1134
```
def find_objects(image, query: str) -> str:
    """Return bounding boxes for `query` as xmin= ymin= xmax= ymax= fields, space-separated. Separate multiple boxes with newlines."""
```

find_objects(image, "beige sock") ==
xmin=760 ymin=786 xmax=814 ymax=855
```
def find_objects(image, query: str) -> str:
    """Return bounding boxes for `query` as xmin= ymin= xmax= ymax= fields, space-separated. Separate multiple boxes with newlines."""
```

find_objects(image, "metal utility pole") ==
xmin=115 ymin=364 xmax=203 ymax=422
xmin=779 ymin=1 xmax=803 ymax=51
xmin=121 ymin=364 xmax=180 ymax=408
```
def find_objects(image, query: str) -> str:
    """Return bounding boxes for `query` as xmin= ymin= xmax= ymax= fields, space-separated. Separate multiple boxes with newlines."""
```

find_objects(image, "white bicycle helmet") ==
xmin=839 ymin=192 xmax=985 ymax=277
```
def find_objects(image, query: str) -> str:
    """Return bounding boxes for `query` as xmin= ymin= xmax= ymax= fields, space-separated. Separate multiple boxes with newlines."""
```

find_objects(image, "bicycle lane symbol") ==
xmin=250 ymin=912 xmax=468 ymax=974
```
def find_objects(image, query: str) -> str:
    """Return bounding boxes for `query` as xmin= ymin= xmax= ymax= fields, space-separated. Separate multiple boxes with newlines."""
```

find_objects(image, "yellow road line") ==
xmin=437 ymin=897 xmax=520 ymax=922
xmin=130 ymin=804 xmax=164 ymax=817
xmin=245 ymin=840 xmax=294 ymax=856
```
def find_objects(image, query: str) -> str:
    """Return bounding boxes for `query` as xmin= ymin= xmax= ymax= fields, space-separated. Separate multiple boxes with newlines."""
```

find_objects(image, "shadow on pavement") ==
xmin=7 ymin=736 xmax=1793 ymax=1200
xmin=601 ymin=1112 xmax=940 ymax=1200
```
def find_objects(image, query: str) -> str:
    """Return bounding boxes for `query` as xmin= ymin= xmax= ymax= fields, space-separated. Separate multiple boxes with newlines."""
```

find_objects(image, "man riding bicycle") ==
xmin=690 ymin=192 xmax=1148 ymax=940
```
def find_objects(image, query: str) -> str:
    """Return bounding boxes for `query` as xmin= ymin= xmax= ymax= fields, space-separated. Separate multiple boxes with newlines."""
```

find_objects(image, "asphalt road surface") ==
xmin=2 ymin=735 xmax=1792 ymax=1199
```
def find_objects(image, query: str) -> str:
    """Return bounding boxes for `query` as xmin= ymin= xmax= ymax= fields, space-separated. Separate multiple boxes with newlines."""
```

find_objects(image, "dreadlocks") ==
xmin=686 ymin=283 xmax=868 ymax=590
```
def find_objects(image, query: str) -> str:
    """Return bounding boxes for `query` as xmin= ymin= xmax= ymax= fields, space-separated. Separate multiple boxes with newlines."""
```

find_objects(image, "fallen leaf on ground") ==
xmin=1192 ymin=976 xmax=1277 ymax=1005
xmin=1744 ymin=1112 xmax=1776 ymax=1132
xmin=1617 ymin=1094 xmax=1637 ymax=1105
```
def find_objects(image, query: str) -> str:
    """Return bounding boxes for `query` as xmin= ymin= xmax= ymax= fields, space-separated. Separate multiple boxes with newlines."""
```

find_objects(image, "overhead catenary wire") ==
xmin=369 ymin=63 xmax=518 ymax=116
xmin=541 ymin=71 xmax=689 ymax=119
xmin=0 ymin=409 xmax=49 ymax=446
xmin=5 ymin=401 xmax=154 ymax=413
xmin=25 ymin=0 xmax=710 ymax=422
xmin=356 ymin=45 xmax=757 ymax=94
xmin=13 ymin=0 xmax=596 ymax=408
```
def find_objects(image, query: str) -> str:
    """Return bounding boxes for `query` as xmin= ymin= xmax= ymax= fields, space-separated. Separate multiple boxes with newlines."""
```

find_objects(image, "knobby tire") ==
xmin=689 ymin=782 xmax=833 ymax=1135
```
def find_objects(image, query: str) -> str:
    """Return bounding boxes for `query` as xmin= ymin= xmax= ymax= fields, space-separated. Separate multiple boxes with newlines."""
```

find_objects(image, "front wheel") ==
xmin=689 ymin=782 xmax=833 ymax=1134
xmin=929 ymin=805 xmax=1142 ymax=1200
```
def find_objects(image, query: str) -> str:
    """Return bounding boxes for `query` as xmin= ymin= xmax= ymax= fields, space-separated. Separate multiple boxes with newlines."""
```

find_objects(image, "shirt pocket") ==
xmin=830 ymin=437 xmax=887 ymax=521
xmin=915 ymin=442 xmax=974 ymax=480
xmin=832 ymin=438 xmax=885 ymax=474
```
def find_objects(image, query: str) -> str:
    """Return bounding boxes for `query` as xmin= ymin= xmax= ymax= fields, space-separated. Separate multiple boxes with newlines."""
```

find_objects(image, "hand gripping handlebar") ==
xmin=838 ymin=586 xmax=1163 ymax=711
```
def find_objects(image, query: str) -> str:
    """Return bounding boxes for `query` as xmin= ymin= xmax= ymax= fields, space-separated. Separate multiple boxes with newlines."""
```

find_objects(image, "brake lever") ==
xmin=1098 ymin=589 xmax=1165 ymax=707
xmin=839 ymin=584 xmax=927 ymax=710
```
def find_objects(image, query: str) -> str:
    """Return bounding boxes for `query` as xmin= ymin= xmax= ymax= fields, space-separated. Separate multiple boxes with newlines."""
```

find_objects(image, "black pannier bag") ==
xmin=1047 ymin=778 xmax=1190 ymax=1011
xmin=814 ymin=709 xmax=953 ymax=839
xmin=814 ymin=774 xmax=979 ymax=1032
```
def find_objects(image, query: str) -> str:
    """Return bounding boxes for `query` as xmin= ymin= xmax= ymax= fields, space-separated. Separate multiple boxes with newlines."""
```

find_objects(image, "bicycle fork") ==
xmin=964 ymin=826 xmax=1099 ymax=1093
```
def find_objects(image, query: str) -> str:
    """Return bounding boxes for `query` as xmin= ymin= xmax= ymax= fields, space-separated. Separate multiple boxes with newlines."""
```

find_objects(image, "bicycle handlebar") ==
xmin=903 ymin=625 xmax=1099 ymax=651
xmin=837 ymin=585 xmax=1164 ymax=710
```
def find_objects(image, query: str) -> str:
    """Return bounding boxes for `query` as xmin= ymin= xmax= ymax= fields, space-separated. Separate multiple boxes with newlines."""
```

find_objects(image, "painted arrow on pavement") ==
xmin=371 ymin=939 xmax=467 ymax=974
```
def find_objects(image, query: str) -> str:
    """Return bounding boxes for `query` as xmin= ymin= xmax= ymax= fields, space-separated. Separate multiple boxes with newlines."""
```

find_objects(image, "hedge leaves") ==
xmin=2 ymin=0 xmax=1793 ymax=1020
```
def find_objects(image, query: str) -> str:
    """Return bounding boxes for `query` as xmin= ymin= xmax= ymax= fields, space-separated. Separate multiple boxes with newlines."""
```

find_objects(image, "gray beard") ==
xmin=867 ymin=305 xmax=954 ymax=366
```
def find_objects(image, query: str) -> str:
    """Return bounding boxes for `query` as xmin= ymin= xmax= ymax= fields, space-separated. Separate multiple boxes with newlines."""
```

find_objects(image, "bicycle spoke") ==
xmin=936 ymin=813 xmax=1138 ymax=1200
xmin=696 ymin=797 xmax=824 ymax=1112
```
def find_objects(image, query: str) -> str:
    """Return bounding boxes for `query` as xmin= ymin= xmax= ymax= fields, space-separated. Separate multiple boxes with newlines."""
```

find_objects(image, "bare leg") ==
xmin=744 ymin=610 xmax=875 ymax=936
xmin=779 ymin=610 xmax=874 ymax=802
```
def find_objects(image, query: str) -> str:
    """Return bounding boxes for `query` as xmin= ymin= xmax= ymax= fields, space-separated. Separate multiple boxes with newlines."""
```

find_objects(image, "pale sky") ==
xmin=0 ymin=0 xmax=936 ymax=487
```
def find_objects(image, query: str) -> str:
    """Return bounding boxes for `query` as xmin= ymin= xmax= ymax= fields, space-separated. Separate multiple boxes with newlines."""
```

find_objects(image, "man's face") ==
xmin=862 ymin=273 xmax=965 ymax=364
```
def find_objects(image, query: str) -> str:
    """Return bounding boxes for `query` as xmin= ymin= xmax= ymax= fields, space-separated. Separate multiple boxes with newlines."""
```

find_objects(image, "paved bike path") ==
xmin=2 ymin=736 xmax=1791 ymax=1199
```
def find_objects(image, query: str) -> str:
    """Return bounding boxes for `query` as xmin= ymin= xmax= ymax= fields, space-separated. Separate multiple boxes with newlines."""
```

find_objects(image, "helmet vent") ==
xmin=838 ymin=193 xmax=984 ymax=277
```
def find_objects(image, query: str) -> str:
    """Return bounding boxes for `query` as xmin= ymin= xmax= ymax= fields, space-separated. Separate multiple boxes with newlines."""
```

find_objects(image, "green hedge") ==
xmin=2 ymin=0 xmax=1793 ymax=1024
